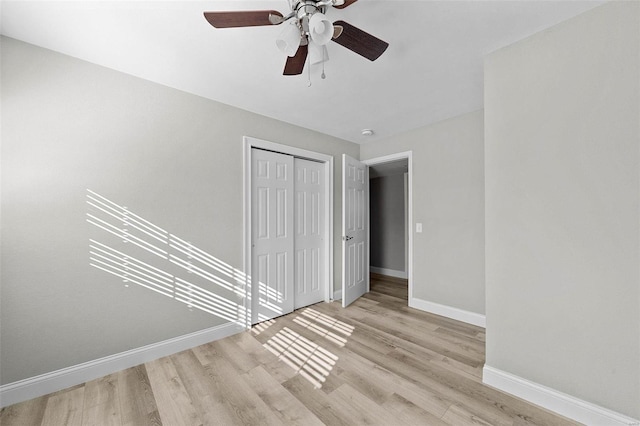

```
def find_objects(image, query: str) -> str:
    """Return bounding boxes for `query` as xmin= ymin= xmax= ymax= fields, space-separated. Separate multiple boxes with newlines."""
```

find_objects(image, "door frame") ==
xmin=362 ymin=151 xmax=413 ymax=305
xmin=243 ymin=136 xmax=334 ymax=328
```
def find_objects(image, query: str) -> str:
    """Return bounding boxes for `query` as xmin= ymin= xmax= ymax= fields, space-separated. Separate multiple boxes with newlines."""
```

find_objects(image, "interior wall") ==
xmin=360 ymin=110 xmax=485 ymax=315
xmin=484 ymin=1 xmax=639 ymax=418
xmin=369 ymin=175 xmax=406 ymax=273
xmin=0 ymin=36 xmax=358 ymax=385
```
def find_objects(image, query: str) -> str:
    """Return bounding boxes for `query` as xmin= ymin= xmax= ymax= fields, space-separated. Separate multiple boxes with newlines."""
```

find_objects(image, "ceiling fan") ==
xmin=203 ymin=0 xmax=389 ymax=76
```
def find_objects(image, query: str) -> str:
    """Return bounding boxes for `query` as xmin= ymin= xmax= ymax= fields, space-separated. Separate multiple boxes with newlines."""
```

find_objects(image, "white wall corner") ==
xmin=0 ymin=321 xmax=244 ymax=408
xmin=482 ymin=365 xmax=640 ymax=426
xmin=409 ymin=296 xmax=486 ymax=328
xmin=333 ymin=289 xmax=342 ymax=301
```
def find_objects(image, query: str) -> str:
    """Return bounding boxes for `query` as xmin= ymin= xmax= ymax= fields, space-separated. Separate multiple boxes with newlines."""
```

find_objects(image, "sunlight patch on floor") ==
xmin=292 ymin=316 xmax=348 ymax=347
xmin=264 ymin=326 xmax=338 ymax=388
xmin=251 ymin=319 xmax=275 ymax=335
xmin=301 ymin=307 xmax=355 ymax=336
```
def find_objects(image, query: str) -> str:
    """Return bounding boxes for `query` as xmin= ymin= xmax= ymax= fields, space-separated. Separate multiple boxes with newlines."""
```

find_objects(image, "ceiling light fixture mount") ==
xmin=361 ymin=129 xmax=374 ymax=136
xmin=203 ymin=0 xmax=389 ymax=76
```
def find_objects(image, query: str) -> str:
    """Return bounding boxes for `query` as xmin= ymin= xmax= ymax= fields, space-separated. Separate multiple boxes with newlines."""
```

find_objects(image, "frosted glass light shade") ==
xmin=276 ymin=22 xmax=301 ymax=57
xmin=309 ymin=13 xmax=333 ymax=46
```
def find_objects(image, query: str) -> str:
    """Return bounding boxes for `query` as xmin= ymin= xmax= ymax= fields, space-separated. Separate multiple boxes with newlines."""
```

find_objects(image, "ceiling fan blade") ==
xmin=333 ymin=0 xmax=358 ymax=9
xmin=203 ymin=10 xmax=283 ymax=28
xmin=331 ymin=20 xmax=388 ymax=61
xmin=283 ymin=44 xmax=308 ymax=75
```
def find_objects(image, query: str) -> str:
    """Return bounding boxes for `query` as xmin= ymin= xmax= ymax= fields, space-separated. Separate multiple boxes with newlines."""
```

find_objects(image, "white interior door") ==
xmin=294 ymin=158 xmax=325 ymax=309
xmin=251 ymin=148 xmax=294 ymax=323
xmin=342 ymin=154 xmax=369 ymax=307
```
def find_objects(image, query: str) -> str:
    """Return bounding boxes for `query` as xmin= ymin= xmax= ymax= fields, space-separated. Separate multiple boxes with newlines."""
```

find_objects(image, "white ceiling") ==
xmin=1 ymin=0 xmax=603 ymax=144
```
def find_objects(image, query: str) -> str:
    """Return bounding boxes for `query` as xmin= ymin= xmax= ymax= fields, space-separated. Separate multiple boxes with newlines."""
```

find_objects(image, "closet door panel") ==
xmin=294 ymin=158 xmax=325 ymax=309
xmin=251 ymin=149 xmax=294 ymax=323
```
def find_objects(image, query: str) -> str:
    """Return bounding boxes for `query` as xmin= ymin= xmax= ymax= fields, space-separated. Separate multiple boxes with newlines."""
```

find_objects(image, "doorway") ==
xmin=243 ymin=137 xmax=334 ymax=327
xmin=363 ymin=152 xmax=413 ymax=305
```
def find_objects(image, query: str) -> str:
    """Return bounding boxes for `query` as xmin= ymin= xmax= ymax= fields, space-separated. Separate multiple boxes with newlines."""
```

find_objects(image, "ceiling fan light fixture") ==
xmin=309 ymin=12 xmax=333 ymax=45
xmin=203 ymin=0 xmax=390 ymax=76
xmin=276 ymin=21 xmax=302 ymax=56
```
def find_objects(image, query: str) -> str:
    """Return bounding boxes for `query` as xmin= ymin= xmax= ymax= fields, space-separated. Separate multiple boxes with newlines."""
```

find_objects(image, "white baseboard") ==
xmin=409 ymin=296 xmax=486 ymax=328
xmin=370 ymin=266 xmax=407 ymax=279
xmin=483 ymin=365 xmax=639 ymax=426
xmin=0 ymin=321 xmax=244 ymax=408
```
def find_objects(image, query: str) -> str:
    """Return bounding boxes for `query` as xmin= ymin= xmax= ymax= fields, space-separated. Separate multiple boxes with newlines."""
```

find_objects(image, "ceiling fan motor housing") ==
xmin=294 ymin=1 xmax=329 ymax=40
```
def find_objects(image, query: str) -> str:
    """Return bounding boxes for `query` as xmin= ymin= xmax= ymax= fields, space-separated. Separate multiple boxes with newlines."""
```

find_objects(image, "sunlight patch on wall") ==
xmin=86 ymin=189 xmax=248 ymax=325
xmin=87 ymin=190 xmax=169 ymax=258
xmin=89 ymin=239 xmax=174 ymax=298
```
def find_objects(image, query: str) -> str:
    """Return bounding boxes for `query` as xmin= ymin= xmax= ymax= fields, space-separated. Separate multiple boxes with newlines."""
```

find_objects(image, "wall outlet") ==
xmin=416 ymin=223 xmax=423 ymax=233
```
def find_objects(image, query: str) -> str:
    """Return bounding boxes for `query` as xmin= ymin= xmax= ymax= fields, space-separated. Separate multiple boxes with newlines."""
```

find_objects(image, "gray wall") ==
xmin=0 ymin=36 xmax=358 ymax=385
xmin=485 ymin=1 xmax=639 ymax=418
xmin=361 ymin=110 xmax=485 ymax=315
xmin=370 ymin=174 xmax=405 ymax=272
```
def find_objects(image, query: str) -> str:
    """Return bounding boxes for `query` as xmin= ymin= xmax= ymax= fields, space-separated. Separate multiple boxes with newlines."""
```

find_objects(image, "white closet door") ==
xmin=251 ymin=149 xmax=294 ymax=323
xmin=342 ymin=154 xmax=369 ymax=307
xmin=294 ymin=158 xmax=325 ymax=309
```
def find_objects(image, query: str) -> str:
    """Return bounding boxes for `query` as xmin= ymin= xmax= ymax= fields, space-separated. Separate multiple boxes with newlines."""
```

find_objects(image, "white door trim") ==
xmin=362 ymin=151 xmax=413 ymax=305
xmin=243 ymin=136 xmax=334 ymax=328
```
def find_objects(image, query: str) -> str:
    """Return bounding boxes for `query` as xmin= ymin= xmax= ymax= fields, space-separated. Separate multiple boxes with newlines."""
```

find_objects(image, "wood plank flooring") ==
xmin=1 ymin=275 xmax=579 ymax=425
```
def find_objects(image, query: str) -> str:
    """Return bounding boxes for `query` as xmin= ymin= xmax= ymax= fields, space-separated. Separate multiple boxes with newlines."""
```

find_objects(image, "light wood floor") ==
xmin=1 ymin=274 xmax=579 ymax=426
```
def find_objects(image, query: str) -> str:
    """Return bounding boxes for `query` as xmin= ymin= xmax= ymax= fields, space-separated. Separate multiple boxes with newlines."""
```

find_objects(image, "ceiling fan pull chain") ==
xmin=321 ymin=47 xmax=326 ymax=79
